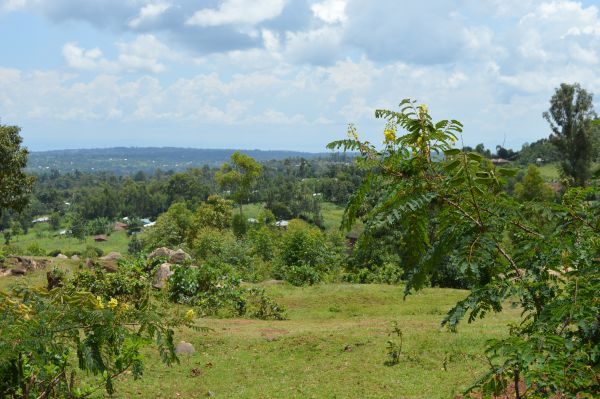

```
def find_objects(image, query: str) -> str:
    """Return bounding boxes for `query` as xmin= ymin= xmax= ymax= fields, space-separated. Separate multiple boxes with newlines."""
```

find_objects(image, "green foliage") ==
xmin=86 ymin=217 xmax=111 ymax=236
xmin=216 ymin=152 xmax=262 ymax=215
xmin=141 ymin=203 xmax=192 ymax=250
xmin=24 ymin=242 xmax=46 ymax=256
xmin=331 ymin=99 xmax=600 ymax=396
xmin=0 ymin=124 xmax=35 ymax=216
xmin=49 ymin=212 xmax=61 ymax=231
xmin=83 ymin=245 xmax=104 ymax=259
xmin=543 ymin=83 xmax=597 ymax=186
xmin=0 ymin=262 xmax=197 ymax=398
xmin=513 ymin=165 xmax=555 ymax=202
xmin=128 ymin=235 xmax=143 ymax=255
xmin=242 ymin=287 xmax=286 ymax=320
xmin=168 ymin=263 xmax=285 ymax=319
xmin=248 ymin=226 xmax=278 ymax=261
xmin=231 ymin=213 xmax=248 ymax=237
xmin=384 ymin=321 xmax=403 ymax=366
xmin=189 ymin=195 xmax=233 ymax=238
xmin=274 ymin=219 xmax=339 ymax=286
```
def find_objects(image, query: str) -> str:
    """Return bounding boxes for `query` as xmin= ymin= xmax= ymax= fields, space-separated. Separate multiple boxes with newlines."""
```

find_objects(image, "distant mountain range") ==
xmin=27 ymin=147 xmax=335 ymax=174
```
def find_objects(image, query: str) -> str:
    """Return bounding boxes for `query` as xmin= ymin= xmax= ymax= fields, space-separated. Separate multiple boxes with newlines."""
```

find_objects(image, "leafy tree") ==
xmin=0 ymin=124 xmax=35 ymax=216
xmin=330 ymin=99 xmax=599 ymax=397
xmin=0 ymin=260 xmax=198 ymax=398
xmin=216 ymin=152 xmax=262 ymax=216
xmin=69 ymin=213 xmax=87 ymax=241
xmin=49 ymin=212 xmax=61 ymax=231
xmin=513 ymin=165 xmax=555 ymax=202
xmin=140 ymin=203 xmax=192 ymax=249
xmin=543 ymin=83 xmax=596 ymax=186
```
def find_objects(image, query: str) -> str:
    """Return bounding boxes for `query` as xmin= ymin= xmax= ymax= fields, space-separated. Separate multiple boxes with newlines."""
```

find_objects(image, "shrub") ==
xmin=47 ymin=249 xmax=62 ymax=257
xmin=24 ymin=243 xmax=45 ymax=256
xmin=83 ymin=245 xmax=103 ymax=259
xmin=0 ymin=276 xmax=197 ymax=397
xmin=274 ymin=220 xmax=335 ymax=285
xmin=243 ymin=288 xmax=286 ymax=320
xmin=231 ymin=213 xmax=247 ymax=237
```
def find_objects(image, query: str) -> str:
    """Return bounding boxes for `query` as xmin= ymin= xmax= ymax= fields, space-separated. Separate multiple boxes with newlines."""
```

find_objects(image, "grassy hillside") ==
xmin=8 ymin=223 xmax=130 ymax=255
xmin=0 ymin=262 xmax=517 ymax=399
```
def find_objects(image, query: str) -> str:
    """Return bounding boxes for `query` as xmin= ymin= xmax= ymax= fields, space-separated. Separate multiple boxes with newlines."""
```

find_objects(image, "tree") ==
xmin=49 ymin=212 xmax=61 ymax=231
xmin=0 ymin=124 xmax=35 ymax=216
xmin=216 ymin=152 xmax=262 ymax=216
xmin=543 ymin=83 xmax=596 ymax=186
xmin=513 ymin=165 xmax=555 ymax=202
xmin=330 ymin=100 xmax=599 ymax=396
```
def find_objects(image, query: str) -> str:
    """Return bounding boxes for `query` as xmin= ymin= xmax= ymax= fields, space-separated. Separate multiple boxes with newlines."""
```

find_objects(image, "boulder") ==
xmin=153 ymin=263 xmax=173 ymax=289
xmin=148 ymin=247 xmax=174 ymax=259
xmin=10 ymin=268 xmax=26 ymax=276
xmin=71 ymin=255 xmax=80 ymax=260
xmin=56 ymin=254 xmax=68 ymax=259
xmin=99 ymin=260 xmax=118 ymax=273
xmin=100 ymin=252 xmax=122 ymax=261
xmin=169 ymin=249 xmax=191 ymax=264
xmin=85 ymin=258 xmax=95 ymax=268
xmin=175 ymin=341 xmax=195 ymax=355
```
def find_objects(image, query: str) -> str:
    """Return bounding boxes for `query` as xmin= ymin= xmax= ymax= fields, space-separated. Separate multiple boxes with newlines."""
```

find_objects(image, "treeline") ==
xmin=0 ymin=155 xmax=362 ymax=236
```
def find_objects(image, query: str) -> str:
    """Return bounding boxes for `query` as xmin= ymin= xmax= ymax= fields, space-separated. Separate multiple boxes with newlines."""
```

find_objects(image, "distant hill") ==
xmin=26 ymin=147 xmax=333 ymax=174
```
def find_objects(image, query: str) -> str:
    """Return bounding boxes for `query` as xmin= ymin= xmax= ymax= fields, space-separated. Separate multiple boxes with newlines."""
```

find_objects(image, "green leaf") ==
xmin=497 ymin=168 xmax=518 ymax=177
xmin=444 ymin=148 xmax=461 ymax=157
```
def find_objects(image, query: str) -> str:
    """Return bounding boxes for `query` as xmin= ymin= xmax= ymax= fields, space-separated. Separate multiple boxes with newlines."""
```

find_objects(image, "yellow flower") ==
xmin=108 ymin=298 xmax=118 ymax=309
xmin=185 ymin=309 xmax=195 ymax=321
xmin=384 ymin=129 xmax=396 ymax=143
xmin=95 ymin=296 xmax=104 ymax=310
xmin=122 ymin=303 xmax=130 ymax=311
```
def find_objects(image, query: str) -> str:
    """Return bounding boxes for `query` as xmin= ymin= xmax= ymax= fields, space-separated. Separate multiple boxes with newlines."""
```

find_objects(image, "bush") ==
xmin=243 ymin=288 xmax=286 ymax=320
xmin=274 ymin=219 xmax=336 ymax=286
xmin=0 ymin=286 xmax=194 ymax=398
xmin=69 ymin=258 xmax=148 ymax=303
xmin=24 ymin=243 xmax=46 ymax=256
xmin=128 ymin=235 xmax=143 ymax=255
xmin=83 ymin=245 xmax=103 ymax=259
xmin=47 ymin=249 xmax=62 ymax=257
xmin=231 ymin=213 xmax=248 ymax=237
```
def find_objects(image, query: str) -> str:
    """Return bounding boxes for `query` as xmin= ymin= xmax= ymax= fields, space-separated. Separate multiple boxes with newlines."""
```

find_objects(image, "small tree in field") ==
xmin=216 ymin=152 xmax=262 ymax=216
xmin=329 ymin=100 xmax=599 ymax=397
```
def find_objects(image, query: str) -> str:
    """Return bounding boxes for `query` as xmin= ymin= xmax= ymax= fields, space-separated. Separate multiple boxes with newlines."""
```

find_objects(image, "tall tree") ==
xmin=216 ymin=152 xmax=262 ymax=215
xmin=0 ymin=124 xmax=35 ymax=216
xmin=543 ymin=83 xmax=596 ymax=186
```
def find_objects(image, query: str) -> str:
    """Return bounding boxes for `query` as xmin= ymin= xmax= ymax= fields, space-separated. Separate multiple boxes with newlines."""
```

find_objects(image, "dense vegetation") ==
xmin=1 ymin=83 xmax=599 ymax=397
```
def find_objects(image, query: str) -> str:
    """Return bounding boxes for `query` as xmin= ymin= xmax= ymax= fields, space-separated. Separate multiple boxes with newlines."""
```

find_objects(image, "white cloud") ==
xmin=0 ymin=0 xmax=27 ymax=12
xmin=129 ymin=2 xmax=171 ymax=29
xmin=62 ymin=35 xmax=179 ymax=74
xmin=62 ymin=43 xmax=112 ymax=71
xmin=186 ymin=0 xmax=285 ymax=27
xmin=311 ymin=0 xmax=347 ymax=24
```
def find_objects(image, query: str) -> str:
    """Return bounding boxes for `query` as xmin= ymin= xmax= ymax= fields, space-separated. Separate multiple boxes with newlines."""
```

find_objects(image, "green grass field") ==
xmin=0 ymin=262 xmax=517 ymax=399
xmin=8 ymin=223 xmax=130 ymax=255
xmin=242 ymin=202 xmax=346 ymax=231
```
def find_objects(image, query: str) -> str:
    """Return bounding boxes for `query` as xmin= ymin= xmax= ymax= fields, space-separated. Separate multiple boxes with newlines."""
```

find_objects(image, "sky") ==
xmin=0 ymin=0 xmax=599 ymax=152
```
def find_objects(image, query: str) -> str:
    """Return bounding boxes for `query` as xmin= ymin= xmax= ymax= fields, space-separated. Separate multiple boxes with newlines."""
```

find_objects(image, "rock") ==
xmin=85 ymin=258 xmax=95 ymax=268
xmin=10 ymin=268 xmax=26 ymax=276
xmin=71 ymin=255 xmax=80 ymax=260
xmin=46 ymin=270 xmax=64 ymax=290
xmin=148 ymin=247 xmax=174 ymax=259
xmin=153 ymin=263 xmax=173 ymax=289
xmin=56 ymin=254 xmax=68 ymax=259
xmin=99 ymin=260 xmax=118 ymax=273
xmin=169 ymin=249 xmax=191 ymax=264
xmin=100 ymin=252 xmax=122 ymax=261
xmin=175 ymin=341 xmax=195 ymax=355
